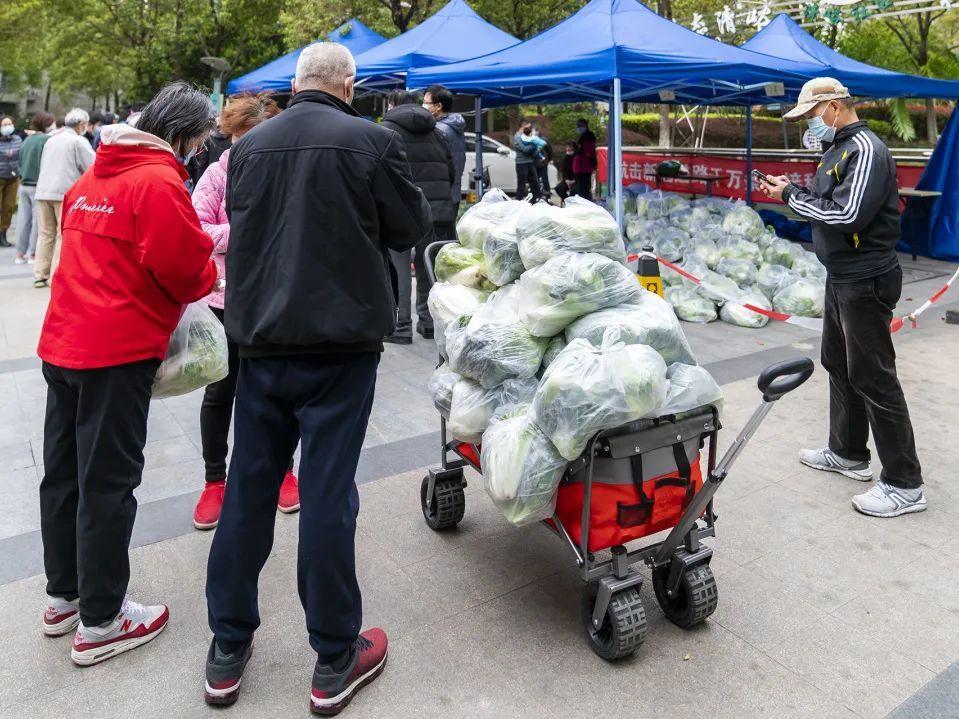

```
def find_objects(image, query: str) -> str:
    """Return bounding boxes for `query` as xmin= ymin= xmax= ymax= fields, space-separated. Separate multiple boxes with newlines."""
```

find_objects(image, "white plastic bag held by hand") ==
xmin=153 ymin=302 xmax=228 ymax=399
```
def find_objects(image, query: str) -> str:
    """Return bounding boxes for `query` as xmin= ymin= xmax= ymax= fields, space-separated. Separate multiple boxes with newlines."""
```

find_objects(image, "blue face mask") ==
xmin=576 ymin=126 xmax=587 ymax=135
xmin=807 ymin=104 xmax=837 ymax=144
xmin=177 ymin=146 xmax=197 ymax=166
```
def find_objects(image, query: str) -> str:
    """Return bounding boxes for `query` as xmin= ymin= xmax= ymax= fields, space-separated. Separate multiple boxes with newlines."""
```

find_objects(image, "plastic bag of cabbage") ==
xmin=540 ymin=335 xmax=567 ymax=373
xmin=720 ymin=287 xmax=772 ymax=328
xmin=446 ymin=286 xmax=548 ymax=388
xmin=791 ymin=250 xmax=827 ymax=280
xmin=531 ymin=337 xmax=668 ymax=460
xmin=659 ymin=364 xmax=724 ymax=416
xmin=447 ymin=376 xmax=538 ymax=443
xmin=481 ymin=406 xmax=568 ymax=526
xmin=722 ymin=202 xmax=766 ymax=240
xmin=754 ymin=263 xmax=796 ymax=301
xmin=483 ymin=224 xmax=524 ymax=286
xmin=665 ymin=286 xmax=717 ymax=323
xmin=434 ymin=243 xmax=496 ymax=291
xmin=428 ymin=363 xmax=460 ymax=418
xmin=686 ymin=238 xmax=721 ymax=269
xmin=517 ymin=252 xmax=641 ymax=337
xmin=515 ymin=197 xmax=625 ymax=269
xmin=717 ymin=236 xmax=762 ymax=266
xmin=455 ymin=188 xmax=524 ymax=250
xmin=773 ymin=277 xmax=825 ymax=317
xmin=427 ymin=282 xmax=489 ymax=358
xmin=564 ymin=293 xmax=697 ymax=365
xmin=716 ymin=257 xmax=757 ymax=286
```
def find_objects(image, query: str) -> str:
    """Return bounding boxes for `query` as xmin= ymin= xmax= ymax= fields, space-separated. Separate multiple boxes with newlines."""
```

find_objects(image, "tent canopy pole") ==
xmin=745 ymin=104 xmax=753 ymax=207
xmin=474 ymin=95 xmax=485 ymax=200
xmin=613 ymin=78 xmax=624 ymax=228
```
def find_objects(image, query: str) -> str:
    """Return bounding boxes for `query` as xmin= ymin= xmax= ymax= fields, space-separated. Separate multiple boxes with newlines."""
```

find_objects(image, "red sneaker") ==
xmin=310 ymin=628 xmax=388 ymax=715
xmin=71 ymin=598 xmax=169 ymax=666
xmin=194 ymin=480 xmax=226 ymax=530
xmin=278 ymin=471 xmax=300 ymax=514
xmin=42 ymin=596 xmax=80 ymax=637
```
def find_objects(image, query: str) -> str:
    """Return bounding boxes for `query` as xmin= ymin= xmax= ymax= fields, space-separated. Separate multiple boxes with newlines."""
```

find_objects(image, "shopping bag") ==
xmin=152 ymin=302 xmax=228 ymax=399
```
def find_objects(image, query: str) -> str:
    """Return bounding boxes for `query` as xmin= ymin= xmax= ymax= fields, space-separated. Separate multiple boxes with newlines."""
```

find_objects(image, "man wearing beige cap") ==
xmin=760 ymin=77 xmax=926 ymax=518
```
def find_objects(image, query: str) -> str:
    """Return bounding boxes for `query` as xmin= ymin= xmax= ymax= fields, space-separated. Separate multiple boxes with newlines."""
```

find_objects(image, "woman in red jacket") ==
xmin=37 ymin=82 xmax=219 ymax=667
xmin=571 ymin=118 xmax=597 ymax=201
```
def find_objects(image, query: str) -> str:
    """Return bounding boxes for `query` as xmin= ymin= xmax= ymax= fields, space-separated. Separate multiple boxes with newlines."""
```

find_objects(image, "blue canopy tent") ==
xmin=227 ymin=19 xmax=386 ymax=95
xmin=742 ymin=14 xmax=959 ymax=100
xmin=407 ymin=0 xmax=822 ymax=225
xmin=352 ymin=0 xmax=518 ymax=92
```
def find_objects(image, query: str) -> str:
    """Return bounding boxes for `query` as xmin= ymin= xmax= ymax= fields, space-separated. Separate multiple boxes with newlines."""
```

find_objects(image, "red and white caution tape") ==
xmin=890 ymin=264 xmax=959 ymax=333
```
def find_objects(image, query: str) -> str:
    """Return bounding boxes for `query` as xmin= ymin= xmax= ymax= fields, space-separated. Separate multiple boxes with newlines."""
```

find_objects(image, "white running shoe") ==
xmin=71 ymin=597 xmax=169 ymax=666
xmin=799 ymin=447 xmax=873 ymax=481
xmin=14 ymin=257 xmax=26 ymax=265
xmin=852 ymin=481 xmax=927 ymax=518
xmin=42 ymin=596 xmax=80 ymax=637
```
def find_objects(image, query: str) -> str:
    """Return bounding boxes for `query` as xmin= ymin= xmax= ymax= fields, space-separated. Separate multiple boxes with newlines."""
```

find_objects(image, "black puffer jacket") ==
xmin=225 ymin=90 xmax=432 ymax=356
xmin=382 ymin=104 xmax=456 ymax=225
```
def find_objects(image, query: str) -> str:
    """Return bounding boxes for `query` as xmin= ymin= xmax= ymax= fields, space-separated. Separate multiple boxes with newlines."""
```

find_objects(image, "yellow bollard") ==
xmin=636 ymin=245 xmax=663 ymax=297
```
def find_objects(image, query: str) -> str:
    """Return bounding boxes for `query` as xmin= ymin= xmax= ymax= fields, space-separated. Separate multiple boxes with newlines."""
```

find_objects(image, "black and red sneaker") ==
xmin=204 ymin=637 xmax=254 ymax=706
xmin=309 ymin=628 xmax=388 ymax=716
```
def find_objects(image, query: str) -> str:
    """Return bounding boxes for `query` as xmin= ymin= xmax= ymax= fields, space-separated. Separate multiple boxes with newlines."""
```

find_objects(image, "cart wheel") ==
xmin=580 ymin=586 xmax=648 ymax=661
xmin=652 ymin=563 xmax=718 ymax=629
xmin=420 ymin=475 xmax=465 ymax=531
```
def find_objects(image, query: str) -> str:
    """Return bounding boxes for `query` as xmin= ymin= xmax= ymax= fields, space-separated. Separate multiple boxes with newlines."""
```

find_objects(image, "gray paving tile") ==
xmin=0 ymin=466 xmax=40 ymax=540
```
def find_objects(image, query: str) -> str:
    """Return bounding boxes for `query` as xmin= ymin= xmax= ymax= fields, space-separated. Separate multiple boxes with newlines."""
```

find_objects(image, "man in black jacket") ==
xmin=381 ymin=89 xmax=455 ymax=344
xmin=762 ymin=77 xmax=925 ymax=519
xmin=204 ymin=42 xmax=431 ymax=714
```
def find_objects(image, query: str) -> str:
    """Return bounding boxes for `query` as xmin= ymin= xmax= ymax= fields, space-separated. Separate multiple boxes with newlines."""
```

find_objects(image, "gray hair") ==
xmin=136 ymin=82 xmax=216 ymax=148
xmin=64 ymin=108 xmax=90 ymax=128
xmin=294 ymin=43 xmax=356 ymax=92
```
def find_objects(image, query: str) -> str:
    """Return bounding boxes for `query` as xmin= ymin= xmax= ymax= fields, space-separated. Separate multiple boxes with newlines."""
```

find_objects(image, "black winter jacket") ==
xmin=225 ymin=90 xmax=432 ymax=356
xmin=382 ymin=104 xmax=456 ymax=225
xmin=781 ymin=122 xmax=900 ymax=282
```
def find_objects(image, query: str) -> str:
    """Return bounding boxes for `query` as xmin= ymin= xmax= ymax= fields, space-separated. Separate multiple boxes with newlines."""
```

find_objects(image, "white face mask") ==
xmin=0 ymin=125 xmax=13 ymax=137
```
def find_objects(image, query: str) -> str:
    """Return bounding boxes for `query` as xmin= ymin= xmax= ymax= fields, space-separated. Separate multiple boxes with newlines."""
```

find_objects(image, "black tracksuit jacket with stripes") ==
xmin=782 ymin=121 xmax=900 ymax=282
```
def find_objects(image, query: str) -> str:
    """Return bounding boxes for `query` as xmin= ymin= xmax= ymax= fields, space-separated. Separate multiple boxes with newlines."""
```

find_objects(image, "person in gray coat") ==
xmin=424 ymin=85 xmax=465 ymax=234
xmin=0 ymin=116 xmax=22 ymax=247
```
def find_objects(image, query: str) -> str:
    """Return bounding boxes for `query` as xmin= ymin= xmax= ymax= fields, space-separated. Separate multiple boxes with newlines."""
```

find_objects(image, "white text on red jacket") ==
xmin=69 ymin=196 xmax=116 ymax=215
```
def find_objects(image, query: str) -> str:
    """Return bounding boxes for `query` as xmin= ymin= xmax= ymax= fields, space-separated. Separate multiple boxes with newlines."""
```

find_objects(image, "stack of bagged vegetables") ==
xmin=428 ymin=191 xmax=723 ymax=527
xmin=625 ymin=190 xmax=826 ymax=328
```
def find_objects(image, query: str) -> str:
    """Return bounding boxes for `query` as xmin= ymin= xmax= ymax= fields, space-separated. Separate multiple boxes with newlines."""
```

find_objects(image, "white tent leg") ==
xmin=613 ymin=77 xmax=624 ymax=228
xmin=474 ymin=96 xmax=485 ymax=199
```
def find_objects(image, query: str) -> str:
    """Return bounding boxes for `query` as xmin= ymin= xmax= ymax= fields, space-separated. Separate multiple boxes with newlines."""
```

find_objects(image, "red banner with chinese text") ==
xmin=596 ymin=149 xmax=925 ymax=204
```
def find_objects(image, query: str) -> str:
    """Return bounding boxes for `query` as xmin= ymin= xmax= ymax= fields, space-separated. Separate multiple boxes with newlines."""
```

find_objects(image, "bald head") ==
xmin=293 ymin=43 xmax=356 ymax=103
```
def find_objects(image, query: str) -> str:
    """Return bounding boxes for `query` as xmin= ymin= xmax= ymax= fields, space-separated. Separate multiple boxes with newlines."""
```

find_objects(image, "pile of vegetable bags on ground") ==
xmin=625 ymin=190 xmax=826 ymax=327
xmin=428 ymin=190 xmax=722 ymax=527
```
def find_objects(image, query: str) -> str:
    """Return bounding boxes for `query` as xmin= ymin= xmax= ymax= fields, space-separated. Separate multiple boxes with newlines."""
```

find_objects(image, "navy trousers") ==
xmin=206 ymin=353 xmax=378 ymax=661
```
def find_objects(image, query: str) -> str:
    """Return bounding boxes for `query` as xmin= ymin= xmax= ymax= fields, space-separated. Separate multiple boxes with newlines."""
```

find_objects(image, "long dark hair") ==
xmin=136 ymin=82 xmax=216 ymax=151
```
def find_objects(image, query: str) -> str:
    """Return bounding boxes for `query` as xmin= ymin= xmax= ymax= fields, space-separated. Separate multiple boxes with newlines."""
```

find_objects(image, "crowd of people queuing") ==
xmin=7 ymin=35 xmax=924 ymax=714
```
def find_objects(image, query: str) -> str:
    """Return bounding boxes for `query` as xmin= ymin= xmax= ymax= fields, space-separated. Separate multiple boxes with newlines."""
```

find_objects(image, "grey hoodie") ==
xmin=435 ymin=112 xmax=466 ymax=207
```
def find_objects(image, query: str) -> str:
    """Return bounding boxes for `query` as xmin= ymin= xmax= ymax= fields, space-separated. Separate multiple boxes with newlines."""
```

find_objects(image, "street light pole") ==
xmin=201 ymin=56 xmax=232 ymax=112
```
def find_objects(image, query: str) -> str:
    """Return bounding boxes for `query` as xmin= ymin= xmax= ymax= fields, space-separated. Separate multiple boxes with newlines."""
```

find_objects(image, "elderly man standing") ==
xmin=204 ymin=43 xmax=431 ymax=714
xmin=33 ymin=108 xmax=95 ymax=288
xmin=761 ymin=78 xmax=925 ymax=519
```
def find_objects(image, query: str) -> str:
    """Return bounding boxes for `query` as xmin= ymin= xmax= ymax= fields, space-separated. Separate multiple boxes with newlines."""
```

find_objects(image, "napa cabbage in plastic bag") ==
xmin=773 ymin=277 xmax=825 ymax=317
xmin=434 ymin=243 xmax=496 ymax=291
xmin=531 ymin=337 xmax=668 ymax=460
xmin=698 ymin=225 xmax=728 ymax=245
xmin=427 ymin=282 xmax=490 ymax=358
xmin=564 ymin=295 xmax=697 ymax=366
xmin=722 ymin=203 xmax=765 ymax=240
xmin=669 ymin=208 xmax=693 ymax=233
xmin=445 ymin=300 xmax=548 ymax=388
xmin=657 ymin=363 xmax=724 ymax=416
xmin=154 ymin=302 xmax=229 ymax=399
xmin=482 ymin=224 xmax=524 ymax=286
xmin=720 ymin=287 xmax=772 ymax=328
xmin=678 ymin=256 xmax=709 ymax=289
xmin=653 ymin=226 xmax=689 ymax=262
xmin=515 ymin=197 xmax=625 ymax=269
xmin=763 ymin=238 xmax=798 ymax=268
xmin=689 ymin=204 xmax=721 ymax=233
xmin=756 ymin=227 xmax=778 ymax=251
xmin=428 ymin=363 xmax=461 ymax=419
xmin=625 ymin=217 xmax=669 ymax=246
xmin=693 ymin=196 xmax=734 ymax=215
xmin=791 ymin=250 xmax=827 ymax=280
xmin=697 ymin=270 xmax=740 ymax=303
xmin=665 ymin=286 xmax=718 ymax=323
xmin=448 ymin=376 xmax=538 ymax=444
xmin=755 ymin=264 xmax=797 ymax=301
xmin=456 ymin=189 xmax=524 ymax=250
xmin=716 ymin=257 xmax=757 ymax=286
xmin=717 ymin=236 xmax=763 ymax=266
xmin=517 ymin=252 xmax=641 ymax=337
xmin=481 ymin=406 xmax=568 ymax=526
xmin=540 ymin=335 xmax=567 ymax=372
xmin=686 ymin=238 xmax=721 ymax=269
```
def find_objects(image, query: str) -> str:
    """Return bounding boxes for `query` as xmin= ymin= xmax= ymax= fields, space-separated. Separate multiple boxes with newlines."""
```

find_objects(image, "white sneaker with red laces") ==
xmin=71 ymin=598 xmax=169 ymax=666
xmin=42 ymin=596 xmax=80 ymax=637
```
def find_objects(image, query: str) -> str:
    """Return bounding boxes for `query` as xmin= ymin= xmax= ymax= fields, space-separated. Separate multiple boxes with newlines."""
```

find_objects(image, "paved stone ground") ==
xmin=0 ymin=242 xmax=956 ymax=718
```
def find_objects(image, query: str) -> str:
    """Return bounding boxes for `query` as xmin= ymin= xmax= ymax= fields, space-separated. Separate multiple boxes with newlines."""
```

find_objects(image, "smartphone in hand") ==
xmin=751 ymin=169 xmax=772 ymax=186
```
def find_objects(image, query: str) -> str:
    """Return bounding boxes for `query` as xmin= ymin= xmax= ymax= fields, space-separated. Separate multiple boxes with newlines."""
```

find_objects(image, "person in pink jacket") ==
xmin=190 ymin=94 xmax=293 ymax=530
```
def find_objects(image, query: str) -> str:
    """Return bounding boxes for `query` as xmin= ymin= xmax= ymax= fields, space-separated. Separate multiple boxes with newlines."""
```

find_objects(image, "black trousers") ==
xmin=573 ymin=173 xmax=593 ymax=201
xmin=206 ymin=353 xmax=378 ymax=661
xmin=200 ymin=306 xmax=293 ymax=482
xmin=516 ymin=164 xmax=541 ymax=200
xmin=389 ymin=225 xmax=448 ymax=338
xmin=40 ymin=359 xmax=159 ymax=625
xmin=822 ymin=266 xmax=922 ymax=489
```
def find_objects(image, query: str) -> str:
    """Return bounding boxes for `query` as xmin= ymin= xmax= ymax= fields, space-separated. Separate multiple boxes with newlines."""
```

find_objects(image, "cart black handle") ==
xmin=423 ymin=240 xmax=457 ymax=285
xmin=757 ymin=357 xmax=814 ymax=402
